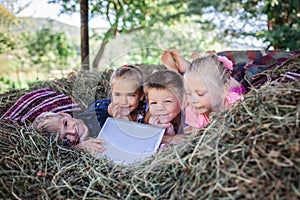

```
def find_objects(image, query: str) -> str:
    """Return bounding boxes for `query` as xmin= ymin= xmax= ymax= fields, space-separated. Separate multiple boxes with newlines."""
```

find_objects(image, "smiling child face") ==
xmin=38 ymin=112 xmax=89 ymax=145
xmin=111 ymin=77 xmax=143 ymax=115
xmin=147 ymin=88 xmax=181 ymax=124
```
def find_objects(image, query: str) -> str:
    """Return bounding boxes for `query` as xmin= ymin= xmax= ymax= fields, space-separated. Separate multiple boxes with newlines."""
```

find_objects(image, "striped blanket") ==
xmin=1 ymin=88 xmax=82 ymax=125
xmin=217 ymin=50 xmax=300 ymax=91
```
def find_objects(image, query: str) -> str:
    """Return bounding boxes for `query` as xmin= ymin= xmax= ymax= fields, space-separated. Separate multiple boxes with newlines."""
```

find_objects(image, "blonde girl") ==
xmin=161 ymin=49 xmax=246 ymax=94
xmin=75 ymin=65 xmax=146 ymax=133
xmin=183 ymin=54 xmax=243 ymax=130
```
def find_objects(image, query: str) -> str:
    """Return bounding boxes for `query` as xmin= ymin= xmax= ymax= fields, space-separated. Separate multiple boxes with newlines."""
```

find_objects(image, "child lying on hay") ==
xmin=0 ymin=88 xmax=106 ymax=155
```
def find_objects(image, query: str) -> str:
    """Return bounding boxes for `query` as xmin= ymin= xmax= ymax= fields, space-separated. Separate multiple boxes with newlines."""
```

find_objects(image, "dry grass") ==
xmin=0 ymin=61 xmax=299 ymax=199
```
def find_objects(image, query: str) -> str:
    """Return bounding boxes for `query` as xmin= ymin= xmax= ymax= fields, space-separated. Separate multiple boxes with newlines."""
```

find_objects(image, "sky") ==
xmin=15 ymin=0 xmax=108 ymax=28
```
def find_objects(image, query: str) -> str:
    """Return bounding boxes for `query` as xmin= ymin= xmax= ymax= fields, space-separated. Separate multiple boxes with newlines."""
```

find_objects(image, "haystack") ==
xmin=0 ymin=58 xmax=299 ymax=199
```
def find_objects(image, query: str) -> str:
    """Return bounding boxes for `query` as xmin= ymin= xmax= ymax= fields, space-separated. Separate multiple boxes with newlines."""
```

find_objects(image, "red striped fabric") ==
xmin=1 ymin=88 xmax=82 ymax=124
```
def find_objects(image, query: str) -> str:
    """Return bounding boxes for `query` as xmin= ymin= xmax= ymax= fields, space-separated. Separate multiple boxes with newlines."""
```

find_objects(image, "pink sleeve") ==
xmin=226 ymin=91 xmax=244 ymax=105
xmin=230 ymin=84 xmax=246 ymax=94
xmin=185 ymin=105 xmax=210 ymax=129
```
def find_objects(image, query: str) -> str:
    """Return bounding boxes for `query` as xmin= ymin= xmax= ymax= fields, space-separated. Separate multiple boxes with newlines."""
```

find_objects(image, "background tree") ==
xmin=0 ymin=1 xmax=78 ymax=91
xmin=0 ymin=4 xmax=17 ymax=54
xmin=80 ymin=0 xmax=89 ymax=70
xmin=127 ymin=23 xmax=223 ymax=65
xmin=23 ymin=28 xmax=76 ymax=71
xmin=181 ymin=0 xmax=300 ymax=50
xmin=50 ymin=0 xmax=186 ymax=70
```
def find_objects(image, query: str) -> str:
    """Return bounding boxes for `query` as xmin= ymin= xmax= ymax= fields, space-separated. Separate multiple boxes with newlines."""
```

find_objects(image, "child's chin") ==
xmin=194 ymin=108 xmax=208 ymax=115
xmin=158 ymin=117 xmax=171 ymax=124
xmin=120 ymin=108 xmax=130 ymax=115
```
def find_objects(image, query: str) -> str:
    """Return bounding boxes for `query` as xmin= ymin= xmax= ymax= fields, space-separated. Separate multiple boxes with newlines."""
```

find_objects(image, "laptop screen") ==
xmin=97 ymin=117 xmax=165 ymax=165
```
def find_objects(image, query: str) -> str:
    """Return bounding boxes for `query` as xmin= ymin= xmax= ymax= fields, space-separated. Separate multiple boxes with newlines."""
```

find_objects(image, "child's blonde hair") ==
xmin=109 ymin=65 xmax=144 ymax=96
xmin=143 ymin=70 xmax=184 ymax=102
xmin=185 ymin=54 xmax=231 ymax=89
xmin=32 ymin=112 xmax=64 ymax=134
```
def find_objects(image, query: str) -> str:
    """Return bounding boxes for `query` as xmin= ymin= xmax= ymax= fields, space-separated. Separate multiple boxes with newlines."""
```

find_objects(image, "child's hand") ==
xmin=148 ymin=116 xmax=175 ymax=136
xmin=165 ymin=124 xmax=176 ymax=136
xmin=111 ymin=104 xmax=130 ymax=121
xmin=75 ymin=138 xmax=106 ymax=156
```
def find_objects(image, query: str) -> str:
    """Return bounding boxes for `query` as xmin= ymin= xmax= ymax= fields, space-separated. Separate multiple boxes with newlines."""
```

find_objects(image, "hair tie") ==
xmin=218 ymin=56 xmax=233 ymax=72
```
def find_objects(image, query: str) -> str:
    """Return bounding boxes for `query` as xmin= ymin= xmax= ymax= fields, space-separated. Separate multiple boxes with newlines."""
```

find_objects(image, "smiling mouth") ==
xmin=191 ymin=105 xmax=203 ymax=110
xmin=157 ymin=113 xmax=169 ymax=116
xmin=156 ymin=114 xmax=169 ymax=118
xmin=119 ymin=105 xmax=130 ymax=110
xmin=194 ymin=107 xmax=202 ymax=110
xmin=156 ymin=114 xmax=170 ymax=119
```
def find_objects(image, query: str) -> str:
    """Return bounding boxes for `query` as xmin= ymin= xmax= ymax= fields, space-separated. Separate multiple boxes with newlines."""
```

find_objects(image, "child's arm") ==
xmin=162 ymin=126 xmax=200 ymax=145
xmin=148 ymin=116 xmax=176 ymax=136
xmin=162 ymin=134 xmax=189 ymax=145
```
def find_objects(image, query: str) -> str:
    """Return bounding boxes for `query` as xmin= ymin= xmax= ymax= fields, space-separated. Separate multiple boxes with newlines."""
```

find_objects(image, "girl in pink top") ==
xmin=161 ymin=49 xmax=246 ymax=94
xmin=183 ymin=54 xmax=244 ymax=130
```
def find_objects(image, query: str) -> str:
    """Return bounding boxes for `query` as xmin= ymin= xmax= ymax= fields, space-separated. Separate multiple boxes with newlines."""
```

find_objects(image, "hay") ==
xmin=0 ymin=62 xmax=299 ymax=199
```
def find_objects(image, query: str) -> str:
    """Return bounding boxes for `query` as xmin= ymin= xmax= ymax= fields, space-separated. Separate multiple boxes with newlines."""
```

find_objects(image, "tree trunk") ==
xmin=80 ymin=0 xmax=89 ymax=71
xmin=92 ymin=40 xmax=108 ymax=70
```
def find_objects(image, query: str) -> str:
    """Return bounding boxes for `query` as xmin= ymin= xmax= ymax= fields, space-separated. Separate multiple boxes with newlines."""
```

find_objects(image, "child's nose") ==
xmin=156 ymin=104 xmax=165 ymax=111
xmin=66 ymin=120 xmax=76 ymax=135
xmin=190 ymin=93 xmax=198 ymax=103
xmin=120 ymin=96 xmax=128 ymax=104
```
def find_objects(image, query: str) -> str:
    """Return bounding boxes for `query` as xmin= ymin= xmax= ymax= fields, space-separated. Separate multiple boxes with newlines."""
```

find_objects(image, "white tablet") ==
xmin=97 ymin=117 xmax=165 ymax=165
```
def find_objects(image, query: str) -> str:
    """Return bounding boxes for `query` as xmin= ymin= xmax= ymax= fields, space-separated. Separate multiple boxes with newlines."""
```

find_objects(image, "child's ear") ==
xmin=58 ymin=112 xmax=72 ymax=118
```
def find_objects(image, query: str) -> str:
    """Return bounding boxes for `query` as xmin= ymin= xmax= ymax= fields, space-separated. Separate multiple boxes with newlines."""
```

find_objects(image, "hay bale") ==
xmin=0 ymin=61 xmax=299 ymax=199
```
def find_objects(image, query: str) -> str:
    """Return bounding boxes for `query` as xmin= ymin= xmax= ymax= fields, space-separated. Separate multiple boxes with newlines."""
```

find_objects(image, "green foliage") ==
xmin=0 ymin=76 xmax=16 ymax=92
xmin=128 ymin=24 xmax=223 ymax=65
xmin=51 ymin=0 xmax=189 ymax=69
xmin=0 ymin=32 xmax=16 ymax=53
xmin=183 ymin=0 xmax=300 ymax=50
xmin=0 ymin=4 xmax=17 ymax=53
xmin=265 ymin=24 xmax=300 ymax=50
xmin=22 ymin=28 xmax=76 ymax=69
xmin=0 ymin=16 xmax=78 ymax=92
xmin=0 ymin=4 xmax=16 ymax=25
xmin=263 ymin=0 xmax=300 ymax=50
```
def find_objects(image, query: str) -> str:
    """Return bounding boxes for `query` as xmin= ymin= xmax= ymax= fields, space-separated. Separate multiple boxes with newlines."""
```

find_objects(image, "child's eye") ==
xmin=197 ymin=93 xmax=204 ymax=97
xmin=150 ymin=101 xmax=157 ymax=105
xmin=114 ymin=92 xmax=121 ymax=96
xmin=165 ymin=100 xmax=172 ymax=103
xmin=128 ymin=93 xmax=136 ymax=97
